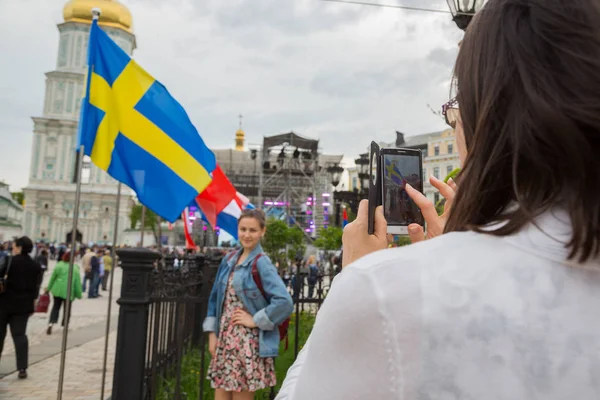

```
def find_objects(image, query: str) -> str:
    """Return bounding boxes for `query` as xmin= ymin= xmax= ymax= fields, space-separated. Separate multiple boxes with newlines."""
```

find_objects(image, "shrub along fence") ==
xmin=109 ymin=248 xmax=328 ymax=400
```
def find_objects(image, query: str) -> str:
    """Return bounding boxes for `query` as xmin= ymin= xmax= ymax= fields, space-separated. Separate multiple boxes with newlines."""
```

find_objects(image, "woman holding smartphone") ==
xmin=204 ymin=209 xmax=293 ymax=400
xmin=277 ymin=1 xmax=600 ymax=399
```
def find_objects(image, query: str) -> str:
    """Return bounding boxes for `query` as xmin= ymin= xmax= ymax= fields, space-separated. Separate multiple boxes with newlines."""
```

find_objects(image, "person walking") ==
xmin=0 ymin=237 xmax=43 ymax=379
xmin=101 ymin=249 xmax=113 ymax=291
xmin=45 ymin=251 xmax=83 ymax=335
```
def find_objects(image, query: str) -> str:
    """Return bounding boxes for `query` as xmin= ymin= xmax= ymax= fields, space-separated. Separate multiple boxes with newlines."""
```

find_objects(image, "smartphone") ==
xmin=368 ymin=142 xmax=381 ymax=235
xmin=380 ymin=148 xmax=425 ymax=234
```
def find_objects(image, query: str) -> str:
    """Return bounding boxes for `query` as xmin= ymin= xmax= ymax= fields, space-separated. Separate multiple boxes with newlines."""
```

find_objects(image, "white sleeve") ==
xmin=274 ymin=338 xmax=310 ymax=400
xmin=276 ymin=264 xmax=401 ymax=400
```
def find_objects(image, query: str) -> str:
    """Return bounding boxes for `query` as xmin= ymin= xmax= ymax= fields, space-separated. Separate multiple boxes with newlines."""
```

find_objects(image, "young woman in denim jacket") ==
xmin=203 ymin=209 xmax=293 ymax=400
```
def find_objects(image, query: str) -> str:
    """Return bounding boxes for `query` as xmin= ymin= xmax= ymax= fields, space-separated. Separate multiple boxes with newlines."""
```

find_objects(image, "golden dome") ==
xmin=63 ymin=0 xmax=133 ymax=33
xmin=236 ymin=128 xmax=245 ymax=138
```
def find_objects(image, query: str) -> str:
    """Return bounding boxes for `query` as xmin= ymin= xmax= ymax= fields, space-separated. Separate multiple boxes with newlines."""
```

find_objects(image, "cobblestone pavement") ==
xmin=0 ymin=259 xmax=122 ymax=399
xmin=0 ymin=332 xmax=117 ymax=400
xmin=3 ymin=260 xmax=121 ymax=356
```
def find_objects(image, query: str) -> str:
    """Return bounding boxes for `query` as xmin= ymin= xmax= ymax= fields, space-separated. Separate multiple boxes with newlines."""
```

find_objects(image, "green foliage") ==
xmin=444 ymin=167 xmax=461 ymax=183
xmin=313 ymin=227 xmax=343 ymax=251
xmin=435 ymin=168 xmax=460 ymax=216
xmin=262 ymin=219 xmax=306 ymax=264
xmin=129 ymin=204 xmax=157 ymax=230
xmin=286 ymin=226 xmax=306 ymax=262
xmin=129 ymin=204 xmax=159 ymax=244
xmin=11 ymin=192 xmax=24 ymax=206
xmin=435 ymin=198 xmax=446 ymax=216
xmin=394 ymin=236 xmax=412 ymax=247
xmin=262 ymin=219 xmax=290 ymax=262
xmin=157 ymin=313 xmax=317 ymax=400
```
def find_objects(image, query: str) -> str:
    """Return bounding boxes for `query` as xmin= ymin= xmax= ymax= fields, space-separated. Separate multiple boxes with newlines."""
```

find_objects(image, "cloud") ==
xmin=0 ymin=0 xmax=462 ymax=190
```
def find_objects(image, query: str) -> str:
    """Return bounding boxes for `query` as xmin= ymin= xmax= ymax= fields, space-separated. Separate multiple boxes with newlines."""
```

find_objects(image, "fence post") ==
xmin=192 ymin=254 xmax=206 ymax=346
xmin=111 ymin=248 xmax=160 ymax=400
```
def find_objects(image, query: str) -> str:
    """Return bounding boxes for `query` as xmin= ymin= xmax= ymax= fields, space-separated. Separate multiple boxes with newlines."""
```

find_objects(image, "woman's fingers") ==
xmin=447 ymin=177 xmax=458 ymax=192
xmin=406 ymin=183 xmax=438 ymax=223
xmin=430 ymin=176 xmax=456 ymax=203
xmin=408 ymin=224 xmax=425 ymax=244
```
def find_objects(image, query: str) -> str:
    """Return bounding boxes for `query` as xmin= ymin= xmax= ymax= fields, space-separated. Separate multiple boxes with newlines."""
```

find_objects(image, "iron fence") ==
xmin=110 ymin=248 xmax=329 ymax=400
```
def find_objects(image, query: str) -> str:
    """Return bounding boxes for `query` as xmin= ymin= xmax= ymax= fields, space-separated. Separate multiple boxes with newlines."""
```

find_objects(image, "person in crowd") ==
xmin=101 ymin=249 xmax=113 ymax=291
xmin=80 ymin=247 xmax=94 ymax=292
xmin=0 ymin=236 xmax=43 ymax=379
xmin=305 ymin=255 xmax=319 ymax=299
xmin=45 ymin=251 xmax=83 ymax=335
xmin=204 ymin=209 xmax=293 ymax=400
xmin=0 ymin=243 xmax=8 ymax=262
xmin=276 ymin=1 xmax=600 ymax=399
xmin=57 ymin=245 xmax=66 ymax=265
xmin=35 ymin=249 xmax=48 ymax=275
xmin=88 ymin=249 xmax=101 ymax=298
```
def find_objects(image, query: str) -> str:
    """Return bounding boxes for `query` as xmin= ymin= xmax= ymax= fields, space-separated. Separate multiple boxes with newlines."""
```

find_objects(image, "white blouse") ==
xmin=276 ymin=210 xmax=600 ymax=399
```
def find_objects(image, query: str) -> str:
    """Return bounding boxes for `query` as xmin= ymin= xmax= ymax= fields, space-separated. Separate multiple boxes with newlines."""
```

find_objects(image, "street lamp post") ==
xmin=354 ymin=153 xmax=370 ymax=195
xmin=446 ymin=0 xmax=486 ymax=30
xmin=326 ymin=164 xmax=345 ymax=227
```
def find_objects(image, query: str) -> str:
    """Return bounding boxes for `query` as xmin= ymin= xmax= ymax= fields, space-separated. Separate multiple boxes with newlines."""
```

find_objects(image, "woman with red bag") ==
xmin=0 ymin=236 xmax=43 ymax=380
xmin=45 ymin=251 xmax=83 ymax=335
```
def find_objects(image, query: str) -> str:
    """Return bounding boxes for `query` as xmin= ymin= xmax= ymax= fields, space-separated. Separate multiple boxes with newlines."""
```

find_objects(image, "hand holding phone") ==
xmin=342 ymin=200 xmax=388 ymax=268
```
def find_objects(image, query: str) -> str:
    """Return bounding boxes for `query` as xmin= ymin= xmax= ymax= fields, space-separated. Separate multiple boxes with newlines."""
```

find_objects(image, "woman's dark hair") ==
xmin=14 ymin=236 xmax=34 ymax=255
xmin=446 ymin=0 xmax=600 ymax=262
xmin=62 ymin=252 xmax=71 ymax=262
xmin=239 ymin=208 xmax=267 ymax=229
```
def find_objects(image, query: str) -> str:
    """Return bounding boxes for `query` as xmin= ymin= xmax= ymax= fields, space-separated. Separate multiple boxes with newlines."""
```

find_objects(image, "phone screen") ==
xmin=381 ymin=151 xmax=424 ymax=229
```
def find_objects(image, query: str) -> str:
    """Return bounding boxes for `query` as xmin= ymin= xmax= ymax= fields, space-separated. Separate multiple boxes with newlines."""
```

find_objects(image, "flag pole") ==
xmin=57 ymin=144 xmax=85 ymax=400
xmin=100 ymin=181 xmax=121 ymax=400
xmin=140 ymin=205 xmax=146 ymax=246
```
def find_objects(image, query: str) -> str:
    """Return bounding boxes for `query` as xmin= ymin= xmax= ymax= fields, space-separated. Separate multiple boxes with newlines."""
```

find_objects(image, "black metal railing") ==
xmin=110 ymin=248 xmax=329 ymax=400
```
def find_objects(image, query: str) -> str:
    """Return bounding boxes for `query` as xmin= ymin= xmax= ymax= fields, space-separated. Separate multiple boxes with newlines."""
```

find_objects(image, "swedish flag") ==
xmin=77 ymin=19 xmax=216 ymax=222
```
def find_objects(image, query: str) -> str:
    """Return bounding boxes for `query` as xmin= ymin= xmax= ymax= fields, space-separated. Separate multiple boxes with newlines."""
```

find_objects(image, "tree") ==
xmin=286 ymin=226 xmax=306 ymax=263
xmin=262 ymin=219 xmax=290 ymax=263
xmin=444 ymin=167 xmax=461 ymax=183
xmin=436 ymin=168 xmax=461 ymax=215
xmin=313 ymin=227 xmax=343 ymax=251
xmin=262 ymin=219 xmax=307 ymax=269
xmin=11 ymin=192 xmax=24 ymax=206
xmin=129 ymin=204 xmax=159 ymax=245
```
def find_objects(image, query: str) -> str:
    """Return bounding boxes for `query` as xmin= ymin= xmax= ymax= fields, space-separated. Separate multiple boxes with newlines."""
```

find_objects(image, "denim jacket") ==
xmin=203 ymin=244 xmax=294 ymax=358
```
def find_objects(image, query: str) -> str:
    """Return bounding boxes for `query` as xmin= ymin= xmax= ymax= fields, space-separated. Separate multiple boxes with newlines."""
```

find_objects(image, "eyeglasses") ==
xmin=441 ymin=97 xmax=459 ymax=129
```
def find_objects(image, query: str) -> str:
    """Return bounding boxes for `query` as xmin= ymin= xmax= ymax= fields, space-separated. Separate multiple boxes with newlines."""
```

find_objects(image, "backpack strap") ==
xmin=251 ymin=254 xmax=267 ymax=299
xmin=225 ymin=250 xmax=239 ymax=265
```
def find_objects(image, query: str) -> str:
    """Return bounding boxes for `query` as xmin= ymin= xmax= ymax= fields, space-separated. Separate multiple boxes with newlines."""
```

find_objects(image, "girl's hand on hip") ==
xmin=208 ymin=332 xmax=217 ymax=358
xmin=232 ymin=309 xmax=257 ymax=329
xmin=405 ymin=176 xmax=457 ymax=243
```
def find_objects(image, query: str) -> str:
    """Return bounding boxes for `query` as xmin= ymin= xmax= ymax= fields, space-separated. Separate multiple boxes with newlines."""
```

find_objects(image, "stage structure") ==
xmin=258 ymin=132 xmax=340 ymax=239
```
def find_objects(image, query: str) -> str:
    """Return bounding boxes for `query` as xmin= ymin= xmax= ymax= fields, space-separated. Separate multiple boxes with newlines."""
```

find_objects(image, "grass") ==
xmin=157 ymin=312 xmax=316 ymax=400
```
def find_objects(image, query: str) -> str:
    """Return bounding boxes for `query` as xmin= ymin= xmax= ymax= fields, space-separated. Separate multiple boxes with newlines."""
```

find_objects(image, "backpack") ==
xmin=226 ymin=251 xmax=290 ymax=348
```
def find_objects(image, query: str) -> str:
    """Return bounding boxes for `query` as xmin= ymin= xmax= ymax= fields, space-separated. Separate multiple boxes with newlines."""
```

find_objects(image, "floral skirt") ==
xmin=207 ymin=271 xmax=276 ymax=392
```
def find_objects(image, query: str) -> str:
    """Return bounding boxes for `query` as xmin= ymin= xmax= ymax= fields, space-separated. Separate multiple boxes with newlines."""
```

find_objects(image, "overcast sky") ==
xmin=0 ymin=0 xmax=461 ymax=191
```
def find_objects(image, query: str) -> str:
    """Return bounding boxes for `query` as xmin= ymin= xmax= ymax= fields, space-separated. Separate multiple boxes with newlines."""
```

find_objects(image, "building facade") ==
xmin=394 ymin=129 xmax=459 ymax=203
xmin=22 ymin=0 xmax=135 ymax=244
xmin=422 ymin=128 xmax=459 ymax=203
xmin=0 ymin=183 xmax=24 ymax=241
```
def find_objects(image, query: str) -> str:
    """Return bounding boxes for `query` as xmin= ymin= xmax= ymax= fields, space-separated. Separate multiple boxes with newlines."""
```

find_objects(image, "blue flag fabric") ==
xmin=77 ymin=20 xmax=216 ymax=222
